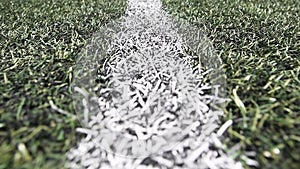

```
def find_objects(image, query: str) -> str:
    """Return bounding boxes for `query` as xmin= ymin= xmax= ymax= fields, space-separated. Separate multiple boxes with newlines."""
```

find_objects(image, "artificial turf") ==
xmin=162 ymin=0 xmax=300 ymax=168
xmin=0 ymin=0 xmax=299 ymax=169
xmin=0 ymin=0 xmax=127 ymax=168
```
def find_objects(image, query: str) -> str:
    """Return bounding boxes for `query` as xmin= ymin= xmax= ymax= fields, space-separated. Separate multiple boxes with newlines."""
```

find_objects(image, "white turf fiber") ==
xmin=66 ymin=0 xmax=247 ymax=168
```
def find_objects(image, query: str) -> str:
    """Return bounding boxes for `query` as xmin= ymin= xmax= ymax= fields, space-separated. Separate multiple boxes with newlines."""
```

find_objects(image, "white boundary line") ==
xmin=66 ymin=0 xmax=246 ymax=168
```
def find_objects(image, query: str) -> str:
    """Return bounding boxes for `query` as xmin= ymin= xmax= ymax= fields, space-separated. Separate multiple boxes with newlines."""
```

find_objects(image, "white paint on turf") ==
xmin=66 ymin=0 xmax=244 ymax=168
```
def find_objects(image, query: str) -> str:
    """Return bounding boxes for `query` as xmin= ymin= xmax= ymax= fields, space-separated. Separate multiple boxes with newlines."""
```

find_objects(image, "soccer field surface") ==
xmin=0 ymin=0 xmax=299 ymax=169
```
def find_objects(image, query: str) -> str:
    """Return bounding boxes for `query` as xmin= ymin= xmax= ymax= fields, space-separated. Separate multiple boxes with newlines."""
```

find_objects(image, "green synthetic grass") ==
xmin=0 ymin=0 xmax=299 ymax=169
xmin=162 ymin=0 xmax=300 ymax=168
xmin=0 ymin=0 xmax=126 ymax=168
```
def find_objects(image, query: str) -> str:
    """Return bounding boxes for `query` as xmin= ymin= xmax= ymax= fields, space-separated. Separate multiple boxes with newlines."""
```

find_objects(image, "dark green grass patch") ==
xmin=0 ymin=0 xmax=126 ymax=168
xmin=162 ymin=0 xmax=300 ymax=168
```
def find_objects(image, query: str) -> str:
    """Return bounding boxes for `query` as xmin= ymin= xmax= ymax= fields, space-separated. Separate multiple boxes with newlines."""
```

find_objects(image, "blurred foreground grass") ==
xmin=162 ymin=0 xmax=300 ymax=168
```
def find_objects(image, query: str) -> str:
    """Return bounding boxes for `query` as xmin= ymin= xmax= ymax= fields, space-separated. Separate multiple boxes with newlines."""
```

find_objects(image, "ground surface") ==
xmin=0 ymin=0 xmax=127 ymax=168
xmin=162 ymin=0 xmax=300 ymax=168
xmin=0 ymin=0 xmax=299 ymax=169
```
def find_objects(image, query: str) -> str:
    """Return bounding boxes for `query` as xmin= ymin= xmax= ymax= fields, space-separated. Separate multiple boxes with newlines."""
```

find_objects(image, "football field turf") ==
xmin=162 ymin=0 xmax=300 ymax=168
xmin=0 ymin=0 xmax=299 ymax=168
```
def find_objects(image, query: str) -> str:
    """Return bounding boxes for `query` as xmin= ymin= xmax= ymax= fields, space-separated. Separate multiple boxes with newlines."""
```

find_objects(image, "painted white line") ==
xmin=67 ymin=0 xmax=245 ymax=168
